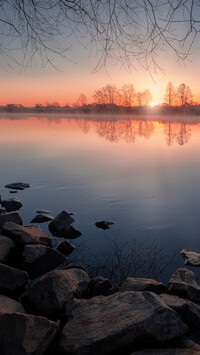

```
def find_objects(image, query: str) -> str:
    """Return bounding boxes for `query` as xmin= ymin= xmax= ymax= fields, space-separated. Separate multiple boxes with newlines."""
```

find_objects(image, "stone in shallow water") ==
xmin=30 ymin=214 xmax=54 ymax=223
xmin=167 ymin=268 xmax=200 ymax=301
xmin=1 ymin=198 xmax=23 ymax=212
xmin=181 ymin=249 xmax=200 ymax=267
xmin=95 ymin=221 xmax=114 ymax=230
xmin=57 ymin=240 xmax=75 ymax=256
xmin=59 ymin=291 xmax=188 ymax=355
xmin=48 ymin=210 xmax=75 ymax=236
xmin=4 ymin=182 xmax=31 ymax=190
xmin=35 ymin=209 xmax=50 ymax=214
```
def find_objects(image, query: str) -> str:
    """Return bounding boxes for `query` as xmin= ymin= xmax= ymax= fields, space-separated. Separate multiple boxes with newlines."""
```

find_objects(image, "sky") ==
xmin=1 ymin=3 xmax=200 ymax=107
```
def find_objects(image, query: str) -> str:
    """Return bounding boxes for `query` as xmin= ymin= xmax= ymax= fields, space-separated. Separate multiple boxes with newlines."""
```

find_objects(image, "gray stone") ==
xmin=35 ymin=209 xmax=50 ymax=214
xmin=167 ymin=268 xmax=200 ymax=301
xmin=95 ymin=221 xmax=114 ymax=230
xmin=0 ymin=263 xmax=28 ymax=296
xmin=59 ymin=291 xmax=188 ymax=355
xmin=30 ymin=214 xmax=54 ymax=223
xmin=0 ymin=209 xmax=5 ymax=215
xmin=57 ymin=240 xmax=75 ymax=256
xmin=1 ymin=198 xmax=23 ymax=212
xmin=90 ymin=276 xmax=112 ymax=297
xmin=0 ymin=213 xmax=23 ymax=231
xmin=22 ymin=244 xmax=66 ymax=278
xmin=0 ymin=312 xmax=58 ymax=354
xmin=112 ymin=277 xmax=166 ymax=294
xmin=0 ymin=295 xmax=26 ymax=314
xmin=181 ymin=249 xmax=200 ymax=267
xmin=2 ymin=222 xmax=52 ymax=247
xmin=48 ymin=210 xmax=82 ymax=238
xmin=27 ymin=268 xmax=90 ymax=317
xmin=5 ymin=182 xmax=31 ymax=190
xmin=161 ymin=293 xmax=200 ymax=329
xmin=0 ymin=234 xmax=15 ymax=264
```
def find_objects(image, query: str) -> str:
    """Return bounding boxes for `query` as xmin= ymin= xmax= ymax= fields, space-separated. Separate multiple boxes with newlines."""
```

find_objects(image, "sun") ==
xmin=150 ymin=101 xmax=157 ymax=107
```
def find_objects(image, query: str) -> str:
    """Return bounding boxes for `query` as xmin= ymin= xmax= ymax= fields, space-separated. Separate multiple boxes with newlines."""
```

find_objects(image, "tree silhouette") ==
xmin=120 ymin=84 xmax=135 ymax=108
xmin=93 ymin=85 xmax=119 ymax=107
xmin=164 ymin=82 xmax=176 ymax=106
xmin=1 ymin=1 xmax=200 ymax=70
xmin=176 ymin=83 xmax=193 ymax=106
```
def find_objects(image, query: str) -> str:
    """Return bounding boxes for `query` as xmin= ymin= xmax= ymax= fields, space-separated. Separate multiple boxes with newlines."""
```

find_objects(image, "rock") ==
xmin=0 ymin=312 xmax=58 ymax=354
xmin=95 ymin=221 xmax=114 ymax=230
xmin=161 ymin=293 xmax=200 ymax=329
xmin=9 ymin=190 xmax=18 ymax=194
xmin=0 ymin=263 xmax=28 ymax=297
xmin=112 ymin=277 xmax=166 ymax=294
xmin=1 ymin=198 xmax=23 ymax=212
xmin=90 ymin=276 xmax=112 ymax=297
xmin=5 ymin=182 xmax=31 ymax=190
xmin=50 ymin=224 xmax=82 ymax=239
xmin=27 ymin=268 xmax=90 ymax=317
xmin=0 ymin=209 xmax=5 ymax=215
xmin=2 ymin=222 xmax=52 ymax=247
xmin=0 ymin=234 xmax=15 ymax=264
xmin=35 ymin=209 xmax=50 ymax=214
xmin=57 ymin=240 xmax=75 ymax=256
xmin=181 ymin=249 xmax=200 ymax=267
xmin=30 ymin=214 xmax=54 ymax=223
xmin=0 ymin=295 xmax=26 ymax=314
xmin=58 ymin=291 xmax=188 ymax=355
xmin=49 ymin=210 xmax=75 ymax=235
xmin=22 ymin=244 xmax=66 ymax=278
xmin=167 ymin=268 xmax=200 ymax=301
xmin=131 ymin=348 xmax=200 ymax=354
xmin=0 ymin=213 xmax=23 ymax=231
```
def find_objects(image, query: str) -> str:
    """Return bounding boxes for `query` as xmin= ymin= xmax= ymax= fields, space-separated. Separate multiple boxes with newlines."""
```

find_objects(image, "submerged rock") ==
xmin=0 ymin=263 xmax=28 ymax=297
xmin=2 ymin=222 xmax=52 ymax=247
xmin=1 ymin=198 xmax=23 ymax=212
xmin=59 ymin=291 xmax=188 ymax=355
xmin=5 ymin=182 xmax=31 ymax=190
xmin=112 ymin=277 xmax=166 ymax=294
xmin=167 ymin=268 xmax=200 ymax=301
xmin=95 ymin=221 xmax=114 ymax=230
xmin=181 ymin=249 xmax=200 ymax=267
xmin=22 ymin=244 xmax=66 ymax=278
xmin=30 ymin=214 xmax=54 ymax=223
xmin=27 ymin=268 xmax=90 ymax=317
xmin=0 ymin=312 xmax=58 ymax=354
xmin=57 ymin=240 xmax=75 ymax=256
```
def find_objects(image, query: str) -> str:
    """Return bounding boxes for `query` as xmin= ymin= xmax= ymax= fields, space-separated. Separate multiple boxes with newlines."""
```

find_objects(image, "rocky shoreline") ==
xmin=1 ymin=185 xmax=200 ymax=354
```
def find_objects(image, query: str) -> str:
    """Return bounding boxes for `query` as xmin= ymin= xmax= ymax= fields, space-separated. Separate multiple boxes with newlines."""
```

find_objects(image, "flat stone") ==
xmin=27 ymin=268 xmax=90 ymax=318
xmin=0 ymin=295 xmax=26 ymax=314
xmin=0 ymin=263 xmax=28 ymax=297
xmin=90 ymin=276 xmax=112 ymax=297
xmin=5 ymin=182 xmax=31 ymax=190
xmin=57 ymin=240 xmax=75 ymax=256
xmin=161 ymin=293 xmax=200 ymax=329
xmin=167 ymin=268 xmax=200 ymax=301
xmin=59 ymin=291 xmax=188 ymax=355
xmin=9 ymin=190 xmax=18 ymax=194
xmin=95 ymin=221 xmax=114 ymax=230
xmin=0 ymin=213 xmax=23 ymax=231
xmin=1 ymin=198 xmax=23 ymax=212
xmin=0 ymin=235 xmax=15 ymax=264
xmin=22 ymin=244 xmax=66 ymax=278
xmin=35 ymin=209 xmax=50 ymax=214
xmin=50 ymin=224 xmax=82 ymax=239
xmin=0 ymin=312 xmax=58 ymax=354
xmin=2 ymin=222 xmax=52 ymax=247
xmin=30 ymin=214 xmax=54 ymax=223
xmin=49 ymin=210 xmax=75 ymax=236
xmin=181 ymin=249 xmax=200 ymax=267
xmin=112 ymin=277 xmax=166 ymax=294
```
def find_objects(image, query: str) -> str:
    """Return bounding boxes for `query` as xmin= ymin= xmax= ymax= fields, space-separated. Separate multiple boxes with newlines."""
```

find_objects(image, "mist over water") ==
xmin=1 ymin=113 xmax=200 ymax=282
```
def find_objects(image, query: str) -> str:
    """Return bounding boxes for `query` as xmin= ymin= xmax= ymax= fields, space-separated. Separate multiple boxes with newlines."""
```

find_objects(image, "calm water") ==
xmin=1 ymin=112 xmax=200 ymax=282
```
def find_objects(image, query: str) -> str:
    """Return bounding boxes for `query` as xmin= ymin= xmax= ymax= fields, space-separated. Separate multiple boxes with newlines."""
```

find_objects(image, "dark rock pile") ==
xmin=1 ymin=187 xmax=200 ymax=353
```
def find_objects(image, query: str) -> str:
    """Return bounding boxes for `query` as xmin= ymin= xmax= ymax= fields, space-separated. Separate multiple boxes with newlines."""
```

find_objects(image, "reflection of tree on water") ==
xmin=164 ymin=123 xmax=191 ymax=146
xmin=77 ymin=119 xmax=90 ymax=134
xmin=95 ymin=120 xmax=154 ymax=143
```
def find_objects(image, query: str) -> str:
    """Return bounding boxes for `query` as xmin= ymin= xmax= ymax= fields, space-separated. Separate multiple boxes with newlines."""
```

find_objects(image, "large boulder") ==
xmin=112 ymin=277 xmax=166 ymax=294
xmin=161 ymin=293 xmax=200 ymax=329
xmin=2 ymin=222 xmax=52 ymax=247
xmin=0 ymin=295 xmax=26 ymax=314
xmin=22 ymin=244 xmax=66 ymax=278
xmin=0 ymin=312 xmax=58 ymax=354
xmin=5 ymin=182 xmax=31 ymax=190
xmin=1 ymin=198 xmax=23 ymax=212
xmin=48 ymin=210 xmax=82 ymax=238
xmin=0 ymin=213 xmax=23 ymax=232
xmin=167 ymin=268 xmax=200 ymax=301
xmin=59 ymin=291 xmax=188 ymax=355
xmin=57 ymin=240 xmax=75 ymax=256
xmin=0 ymin=263 xmax=28 ymax=297
xmin=27 ymin=268 xmax=90 ymax=318
xmin=181 ymin=249 xmax=200 ymax=267
xmin=0 ymin=234 xmax=15 ymax=264
xmin=90 ymin=276 xmax=112 ymax=297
